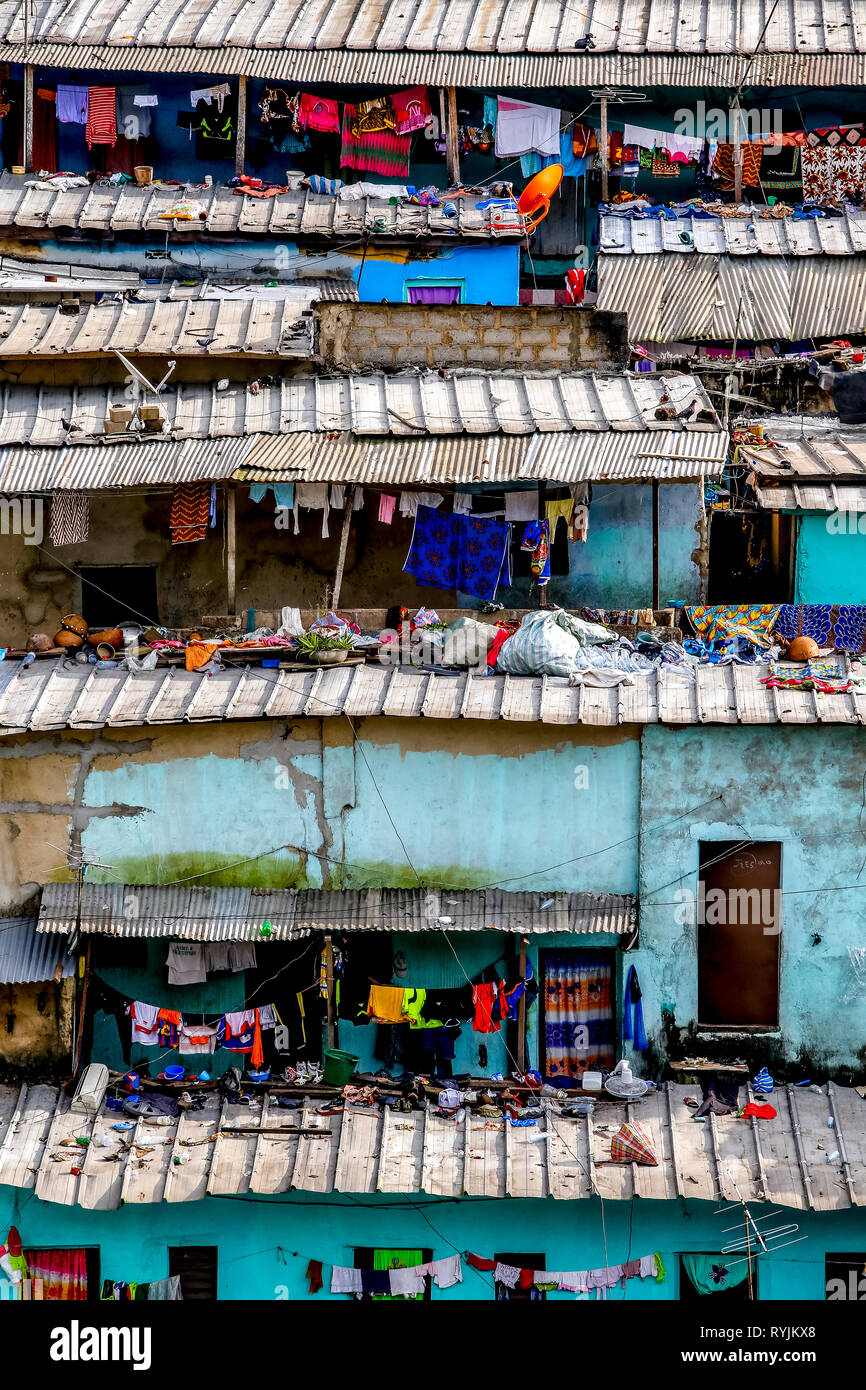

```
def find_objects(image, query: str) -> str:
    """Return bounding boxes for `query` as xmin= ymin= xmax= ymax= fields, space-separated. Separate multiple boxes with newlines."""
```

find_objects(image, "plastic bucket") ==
xmin=323 ymin=1048 xmax=359 ymax=1087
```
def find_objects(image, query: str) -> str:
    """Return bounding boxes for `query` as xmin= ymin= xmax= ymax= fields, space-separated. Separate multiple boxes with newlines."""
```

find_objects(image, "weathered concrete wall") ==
xmin=636 ymin=723 xmax=866 ymax=1077
xmin=317 ymin=302 xmax=628 ymax=371
xmin=0 ymin=977 xmax=73 ymax=1078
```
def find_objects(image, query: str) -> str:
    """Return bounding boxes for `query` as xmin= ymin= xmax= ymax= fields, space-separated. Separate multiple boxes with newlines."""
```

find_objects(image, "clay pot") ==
xmin=95 ymin=642 xmax=116 ymax=660
xmin=787 ymin=635 xmax=819 ymax=662
xmin=55 ymin=628 xmax=84 ymax=649
xmin=27 ymin=634 xmax=53 ymax=652
xmin=87 ymin=628 xmax=123 ymax=648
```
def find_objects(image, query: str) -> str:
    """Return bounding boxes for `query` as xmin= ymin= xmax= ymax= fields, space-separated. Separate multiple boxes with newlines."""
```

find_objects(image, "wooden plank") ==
xmin=292 ymin=1099 xmax=342 ymax=1192
xmin=420 ymin=1107 xmax=464 ymax=1196
xmin=546 ymin=1110 xmax=590 ymax=1200
xmin=377 ymin=1104 xmax=424 ymax=1193
xmin=463 ymin=1108 xmax=506 ymax=1198
xmin=334 ymin=1104 xmax=382 ymax=1193
xmin=34 ymin=1097 xmax=89 ymax=1207
xmin=249 ymin=1093 xmax=301 ymax=1194
xmin=163 ymin=1098 xmax=221 ymax=1204
xmin=208 ymin=1098 xmax=261 ymax=1195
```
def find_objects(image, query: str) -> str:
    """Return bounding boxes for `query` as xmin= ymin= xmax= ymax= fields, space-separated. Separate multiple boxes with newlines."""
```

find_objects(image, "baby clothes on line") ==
xmin=399 ymin=491 xmax=445 ymax=517
xmin=545 ymin=496 xmax=574 ymax=538
xmin=331 ymin=1266 xmax=363 ymax=1295
xmin=504 ymin=489 xmax=538 ymax=522
xmin=205 ymin=942 xmax=257 ymax=974
xmin=493 ymin=1262 xmax=521 ymax=1289
xmin=166 ymin=942 xmax=207 ymax=985
xmin=293 ymin=483 xmax=330 ymax=537
xmin=57 ymin=85 xmax=88 ymax=123
xmin=494 ymin=96 xmax=560 ymax=158
xmin=191 ymin=83 xmax=231 ymax=112
xmin=452 ymin=494 xmax=473 ymax=515
xmin=178 ymin=1023 xmax=219 ymax=1055
xmin=129 ymin=1001 xmax=160 ymax=1046
xmin=378 ymin=493 xmax=397 ymax=524
xmin=299 ymin=93 xmax=340 ymax=132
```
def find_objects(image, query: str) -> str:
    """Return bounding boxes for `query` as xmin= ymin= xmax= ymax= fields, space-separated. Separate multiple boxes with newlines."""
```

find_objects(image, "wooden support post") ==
xmin=23 ymin=64 xmax=34 ymax=172
xmin=442 ymin=86 xmax=460 ymax=187
xmin=599 ymin=95 xmax=609 ymax=204
xmin=770 ymin=511 xmax=781 ymax=578
xmin=517 ymin=935 xmax=528 ymax=1073
xmin=332 ymin=483 xmax=355 ymax=610
xmin=651 ymin=479 xmax=660 ymax=611
xmin=235 ymin=75 xmax=248 ymax=180
xmin=324 ymin=934 xmax=336 ymax=1049
xmin=732 ymin=102 xmax=743 ymax=203
xmin=226 ymin=481 xmax=236 ymax=616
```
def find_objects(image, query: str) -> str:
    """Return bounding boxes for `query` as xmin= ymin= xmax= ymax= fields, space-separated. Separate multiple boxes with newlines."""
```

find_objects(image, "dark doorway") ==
xmin=707 ymin=511 xmax=793 ymax=603
xmin=698 ymin=841 xmax=781 ymax=1027
xmin=78 ymin=565 xmax=158 ymax=628
xmin=494 ymin=1252 xmax=546 ymax=1300
xmin=168 ymin=1246 xmax=217 ymax=1300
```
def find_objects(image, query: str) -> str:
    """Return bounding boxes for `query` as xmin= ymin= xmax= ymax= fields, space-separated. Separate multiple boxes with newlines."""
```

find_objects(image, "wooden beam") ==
xmin=23 ymin=64 xmax=34 ymax=173
xmin=226 ymin=481 xmax=236 ymax=616
xmin=235 ymin=75 xmax=248 ymax=180
xmin=331 ymin=483 xmax=355 ymax=609
xmin=324 ymin=934 xmax=336 ymax=1049
xmin=517 ymin=936 xmax=527 ymax=1073
xmin=599 ymin=95 xmax=609 ymax=204
xmin=443 ymin=86 xmax=460 ymax=187
xmin=732 ymin=103 xmax=743 ymax=202
xmin=651 ymin=479 xmax=660 ymax=610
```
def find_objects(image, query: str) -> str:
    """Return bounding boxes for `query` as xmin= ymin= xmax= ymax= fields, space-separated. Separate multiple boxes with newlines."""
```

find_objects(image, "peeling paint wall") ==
xmin=0 ymin=978 xmax=73 ymax=1077
xmin=637 ymin=723 xmax=866 ymax=1076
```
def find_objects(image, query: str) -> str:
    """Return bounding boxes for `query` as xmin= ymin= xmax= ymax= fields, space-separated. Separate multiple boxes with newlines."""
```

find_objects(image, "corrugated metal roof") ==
xmin=0 ymin=297 xmax=315 ymax=358
xmin=0 ymin=437 xmax=256 ymax=491
xmin=739 ymin=421 xmax=866 ymax=482
xmin=754 ymin=482 xmax=866 ymax=509
xmin=0 ymin=44 xmax=864 ymax=87
xmin=0 ymin=918 xmax=75 ymax=983
xmin=0 ymin=1079 xmax=857 ymax=1209
xmin=600 ymin=210 xmax=866 ymax=258
xmin=0 ymin=177 xmax=522 ymax=240
xmin=0 ymin=373 xmax=719 ymax=453
xmin=37 ymin=884 xmax=636 ymax=938
xmin=597 ymin=253 xmax=866 ymax=340
xmin=1 ymin=0 xmax=866 ymax=68
xmin=1 ymin=653 xmax=865 ymax=731
xmin=238 ymin=426 xmax=728 ymax=484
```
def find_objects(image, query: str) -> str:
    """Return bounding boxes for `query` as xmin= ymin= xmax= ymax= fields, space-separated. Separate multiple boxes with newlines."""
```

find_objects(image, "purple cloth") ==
xmin=408 ymin=285 xmax=461 ymax=304
xmin=57 ymin=84 xmax=88 ymax=123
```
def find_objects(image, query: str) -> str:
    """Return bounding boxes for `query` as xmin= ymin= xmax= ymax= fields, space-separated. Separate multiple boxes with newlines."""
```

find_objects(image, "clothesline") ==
xmin=465 ymin=1249 xmax=666 ymax=1298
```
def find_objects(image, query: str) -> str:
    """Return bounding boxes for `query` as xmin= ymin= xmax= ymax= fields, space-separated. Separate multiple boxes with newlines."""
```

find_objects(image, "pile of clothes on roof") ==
xmin=682 ymin=602 xmax=866 ymax=689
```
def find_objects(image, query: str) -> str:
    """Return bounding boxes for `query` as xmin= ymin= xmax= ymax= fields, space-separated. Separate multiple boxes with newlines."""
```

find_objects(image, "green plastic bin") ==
xmin=323 ymin=1048 xmax=359 ymax=1087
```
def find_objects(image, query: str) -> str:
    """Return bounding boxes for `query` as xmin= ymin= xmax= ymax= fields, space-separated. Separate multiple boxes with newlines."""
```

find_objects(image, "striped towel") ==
xmin=49 ymin=490 xmax=89 ymax=546
xmin=86 ymin=87 xmax=117 ymax=148
xmin=341 ymin=105 xmax=410 ymax=178
xmin=170 ymin=481 xmax=210 ymax=544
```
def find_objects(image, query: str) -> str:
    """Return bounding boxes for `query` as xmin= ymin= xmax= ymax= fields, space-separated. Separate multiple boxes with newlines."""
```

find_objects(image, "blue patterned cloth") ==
xmin=403 ymin=506 xmax=511 ymax=601
xmin=775 ymin=604 xmax=866 ymax=653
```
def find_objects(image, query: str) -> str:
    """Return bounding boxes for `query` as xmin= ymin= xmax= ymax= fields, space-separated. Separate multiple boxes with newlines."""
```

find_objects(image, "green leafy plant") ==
xmin=295 ymin=630 xmax=354 ymax=655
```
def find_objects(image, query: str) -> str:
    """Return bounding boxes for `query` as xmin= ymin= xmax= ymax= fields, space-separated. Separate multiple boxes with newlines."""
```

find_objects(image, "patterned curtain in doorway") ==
xmin=24 ymin=1248 xmax=88 ymax=1300
xmin=542 ymin=950 xmax=615 ymax=1084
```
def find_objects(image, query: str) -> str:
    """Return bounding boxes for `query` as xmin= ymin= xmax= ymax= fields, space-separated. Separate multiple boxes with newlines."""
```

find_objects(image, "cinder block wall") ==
xmin=316 ymin=303 xmax=629 ymax=371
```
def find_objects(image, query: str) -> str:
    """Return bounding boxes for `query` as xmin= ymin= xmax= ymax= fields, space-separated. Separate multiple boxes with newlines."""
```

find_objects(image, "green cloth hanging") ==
xmin=682 ymin=1253 xmax=750 ymax=1295
xmin=373 ymin=1248 xmax=424 ymax=1301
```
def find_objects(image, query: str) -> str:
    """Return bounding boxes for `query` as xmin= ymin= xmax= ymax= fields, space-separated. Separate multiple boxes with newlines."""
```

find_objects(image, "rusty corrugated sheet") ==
xmin=0 ymin=917 xmax=75 ymax=982
xmin=36 ymin=882 xmax=636 ymax=937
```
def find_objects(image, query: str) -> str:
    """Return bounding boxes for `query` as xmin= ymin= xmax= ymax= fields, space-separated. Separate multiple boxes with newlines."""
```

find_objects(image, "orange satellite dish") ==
xmin=516 ymin=163 xmax=564 ymax=232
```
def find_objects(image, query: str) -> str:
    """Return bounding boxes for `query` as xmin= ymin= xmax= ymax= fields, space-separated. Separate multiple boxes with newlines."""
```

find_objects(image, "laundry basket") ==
xmin=323 ymin=1049 xmax=359 ymax=1087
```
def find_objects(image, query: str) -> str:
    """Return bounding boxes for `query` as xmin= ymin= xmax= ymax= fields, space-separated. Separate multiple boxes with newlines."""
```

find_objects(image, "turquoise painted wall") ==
xmin=635 ymin=723 xmax=866 ymax=1072
xmin=0 ymin=1186 xmax=860 ymax=1300
xmin=795 ymin=514 xmax=866 ymax=603
xmin=493 ymin=483 xmax=703 ymax=611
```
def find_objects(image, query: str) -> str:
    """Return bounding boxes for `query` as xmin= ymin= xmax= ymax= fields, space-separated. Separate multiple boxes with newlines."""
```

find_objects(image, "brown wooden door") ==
xmin=698 ymin=841 xmax=781 ymax=1026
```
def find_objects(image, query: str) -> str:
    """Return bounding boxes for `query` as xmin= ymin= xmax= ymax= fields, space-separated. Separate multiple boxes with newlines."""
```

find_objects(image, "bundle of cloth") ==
xmin=495 ymin=610 xmax=694 ymax=684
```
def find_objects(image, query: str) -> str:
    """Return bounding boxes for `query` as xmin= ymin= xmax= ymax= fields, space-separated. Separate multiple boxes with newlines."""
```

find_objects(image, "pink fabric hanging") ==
xmin=378 ymin=493 xmax=397 ymax=524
